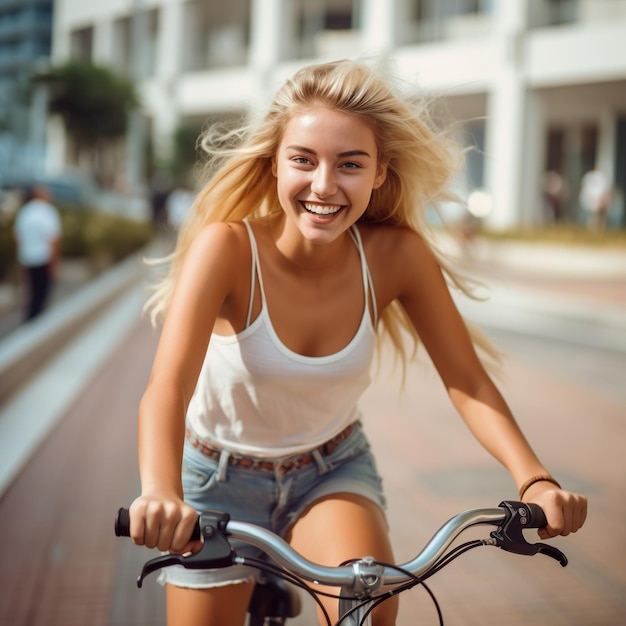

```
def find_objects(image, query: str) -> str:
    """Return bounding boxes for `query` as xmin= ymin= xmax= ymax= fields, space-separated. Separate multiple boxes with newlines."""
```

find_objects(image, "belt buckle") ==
xmin=278 ymin=457 xmax=302 ymax=476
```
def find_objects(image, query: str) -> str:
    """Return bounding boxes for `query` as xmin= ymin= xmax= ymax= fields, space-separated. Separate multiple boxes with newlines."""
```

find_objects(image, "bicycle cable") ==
xmin=242 ymin=539 xmax=490 ymax=626
xmin=419 ymin=539 xmax=489 ymax=581
xmin=336 ymin=559 xmax=443 ymax=626
xmin=241 ymin=556 xmax=334 ymax=626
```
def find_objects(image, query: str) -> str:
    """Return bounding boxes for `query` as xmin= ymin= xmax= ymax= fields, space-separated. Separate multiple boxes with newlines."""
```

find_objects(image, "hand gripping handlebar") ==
xmin=115 ymin=509 xmax=232 ymax=587
xmin=115 ymin=500 xmax=567 ymax=588
xmin=490 ymin=501 xmax=568 ymax=566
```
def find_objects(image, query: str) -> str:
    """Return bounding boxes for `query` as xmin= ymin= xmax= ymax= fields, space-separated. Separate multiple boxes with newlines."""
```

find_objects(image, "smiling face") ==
xmin=271 ymin=107 xmax=387 ymax=245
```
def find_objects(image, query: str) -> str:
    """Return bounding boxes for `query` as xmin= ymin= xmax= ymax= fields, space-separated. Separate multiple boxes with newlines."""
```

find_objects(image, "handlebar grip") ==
xmin=114 ymin=507 xmax=203 ymax=541
xmin=115 ymin=507 xmax=131 ymax=537
xmin=524 ymin=503 xmax=548 ymax=528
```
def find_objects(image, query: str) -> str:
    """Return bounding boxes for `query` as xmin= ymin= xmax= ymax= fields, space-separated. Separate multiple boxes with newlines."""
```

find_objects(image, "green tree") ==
xmin=170 ymin=121 xmax=203 ymax=185
xmin=41 ymin=61 xmax=140 ymax=181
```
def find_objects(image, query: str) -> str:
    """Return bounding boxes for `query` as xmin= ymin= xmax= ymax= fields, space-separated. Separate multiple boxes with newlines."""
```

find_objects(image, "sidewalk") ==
xmin=0 ymin=236 xmax=624 ymax=498
xmin=463 ymin=236 xmax=626 ymax=280
xmin=0 ymin=237 xmax=624 ymax=625
xmin=442 ymin=236 xmax=626 ymax=353
xmin=1 ymin=239 xmax=624 ymax=625
xmin=1 ymin=235 xmax=625 ymax=405
xmin=0 ymin=258 xmax=98 ymax=339
xmin=0 ymin=255 xmax=148 ymax=496
xmin=0 ymin=251 xmax=148 ymax=405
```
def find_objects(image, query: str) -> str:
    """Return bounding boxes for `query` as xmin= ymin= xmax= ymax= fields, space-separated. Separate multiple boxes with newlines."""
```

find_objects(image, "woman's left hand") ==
xmin=523 ymin=482 xmax=588 ymax=540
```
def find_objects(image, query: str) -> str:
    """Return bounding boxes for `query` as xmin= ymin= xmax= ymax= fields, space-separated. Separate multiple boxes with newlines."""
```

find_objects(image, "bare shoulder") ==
xmin=358 ymin=223 xmax=435 ymax=269
xmin=357 ymin=223 xmax=442 ymax=305
xmin=173 ymin=221 xmax=254 ymax=309
xmin=186 ymin=221 xmax=251 ymax=270
xmin=191 ymin=220 xmax=249 ymax=251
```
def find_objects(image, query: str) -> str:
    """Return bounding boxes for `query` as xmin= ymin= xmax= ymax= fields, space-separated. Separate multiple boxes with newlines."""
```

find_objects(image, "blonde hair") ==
xmin=146 ymin=59 xmax=498 ymax=375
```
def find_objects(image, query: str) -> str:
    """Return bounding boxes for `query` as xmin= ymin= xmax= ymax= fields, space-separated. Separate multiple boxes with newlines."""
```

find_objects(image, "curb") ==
xmin=0 ymin=251 xmax=146 ymax=406
xmin=470 ymin=238 xmax=626 ymax=279
xmin=453 ymin=283 xmax=626 ymax=354
xmin=0 ymin=284 xmax=146 ymax=498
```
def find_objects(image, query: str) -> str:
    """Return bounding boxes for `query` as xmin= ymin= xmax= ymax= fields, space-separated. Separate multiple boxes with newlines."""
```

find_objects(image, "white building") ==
xmin=51 ymin=0 xmax=626 ymax=229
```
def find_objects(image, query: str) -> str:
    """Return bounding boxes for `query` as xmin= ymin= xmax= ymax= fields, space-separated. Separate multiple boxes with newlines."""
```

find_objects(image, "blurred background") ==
xmin=1 ymin=0 xmax=624 ymax=332
xmin=1 ymin=0 xmax=626 ymax=227
xmin=0 ymin=2 xmax=625 ymax=625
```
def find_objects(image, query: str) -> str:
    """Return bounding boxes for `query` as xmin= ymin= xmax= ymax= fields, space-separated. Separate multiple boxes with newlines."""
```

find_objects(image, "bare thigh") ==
xmin=289 ymin=493 xmax=398 ymax=626
xmin=166 ymin=580 xmax=255 ymax=626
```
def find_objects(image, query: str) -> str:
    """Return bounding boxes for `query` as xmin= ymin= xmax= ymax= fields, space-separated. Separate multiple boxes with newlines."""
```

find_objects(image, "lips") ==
xmin=302 ymin=202 xmax=343 ymax=215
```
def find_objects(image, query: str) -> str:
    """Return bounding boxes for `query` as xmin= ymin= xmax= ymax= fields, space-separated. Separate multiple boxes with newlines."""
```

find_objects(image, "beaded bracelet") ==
xmin=518 ymin=474 xmax=561 ymax=500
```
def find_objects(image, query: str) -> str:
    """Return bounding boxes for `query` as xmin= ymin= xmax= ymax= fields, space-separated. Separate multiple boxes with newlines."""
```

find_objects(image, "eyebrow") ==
xmin=285 ymin=145 xmax=372 ymax=159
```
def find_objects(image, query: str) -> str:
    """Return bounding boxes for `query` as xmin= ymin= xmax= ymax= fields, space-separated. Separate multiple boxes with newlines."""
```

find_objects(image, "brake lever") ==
xmin=490 ymin=501 xmax=568 ymax=567
xmin=137 ymin=510 xmax=235 ymax=587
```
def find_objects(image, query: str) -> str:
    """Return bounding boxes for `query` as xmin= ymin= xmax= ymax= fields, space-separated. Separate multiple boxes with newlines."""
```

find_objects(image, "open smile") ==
xmin=301 ymin=202 xmax=344 ymax=216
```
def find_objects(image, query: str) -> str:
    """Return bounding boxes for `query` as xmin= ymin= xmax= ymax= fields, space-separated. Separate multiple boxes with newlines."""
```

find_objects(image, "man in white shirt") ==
xmin=13 ymin=185 xmax=62 ymax=320
xmin=579 ymin=168 xmax=611 ymax=230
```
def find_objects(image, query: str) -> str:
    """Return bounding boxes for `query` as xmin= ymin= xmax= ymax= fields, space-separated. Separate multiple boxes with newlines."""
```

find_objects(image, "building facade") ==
xmin=49 ymin=0 xmax=626 ymax=228
xmin=0 ymin=0 xmax=53 ymax=178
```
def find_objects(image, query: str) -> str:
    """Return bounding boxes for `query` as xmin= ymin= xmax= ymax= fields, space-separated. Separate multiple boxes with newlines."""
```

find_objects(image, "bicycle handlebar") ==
xmin=115 ymin=500 xmax=567 ymax=588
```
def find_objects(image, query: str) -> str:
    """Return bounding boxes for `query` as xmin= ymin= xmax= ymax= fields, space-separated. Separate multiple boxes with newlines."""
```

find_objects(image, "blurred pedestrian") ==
xmin=579 ymin=168 xmax=611 ymax=230
xmin=12 ymin=185 xmax=62 ymax=321
xmin=543 ymin=170 xmax=567 ymax=222
xmin=165 ymin=185 xmax=194 ymax=232
xmin=150 ymin=171 xmax=173 ymax=229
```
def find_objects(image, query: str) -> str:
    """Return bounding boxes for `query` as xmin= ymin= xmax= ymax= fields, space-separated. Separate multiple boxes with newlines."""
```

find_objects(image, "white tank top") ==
xmin=186 ymin=221 xmax=378 ymax=457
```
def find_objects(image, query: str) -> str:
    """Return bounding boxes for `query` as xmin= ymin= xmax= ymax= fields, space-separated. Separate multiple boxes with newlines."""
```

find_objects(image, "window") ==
xmin=70 ymin=26 xmax=93 ymax=61
xmin=294 ymin=0 xmax=355 ymax=59
xmin=182 ymin=0 xmax=250 ymax=71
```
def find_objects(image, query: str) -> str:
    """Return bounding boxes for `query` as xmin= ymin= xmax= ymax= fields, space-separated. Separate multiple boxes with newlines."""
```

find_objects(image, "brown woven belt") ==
xmin=185 ymin=421 xmax=359 ymax=477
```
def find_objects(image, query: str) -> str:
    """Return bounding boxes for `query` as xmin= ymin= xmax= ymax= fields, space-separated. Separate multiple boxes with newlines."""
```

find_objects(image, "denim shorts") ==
xmin=158 ymin=420 xmax=387 ymax=589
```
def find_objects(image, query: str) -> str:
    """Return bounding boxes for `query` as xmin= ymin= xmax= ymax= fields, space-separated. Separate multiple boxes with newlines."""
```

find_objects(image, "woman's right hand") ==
xmin=128 ymin=492 xmax=202 ymax=554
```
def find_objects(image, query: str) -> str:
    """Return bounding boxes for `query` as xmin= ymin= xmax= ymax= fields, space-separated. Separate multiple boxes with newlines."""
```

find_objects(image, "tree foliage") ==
xmin=43 ymin=60 xmax=139 ymax=150
xmin=170 ymin=121 xmax=203 ymax=184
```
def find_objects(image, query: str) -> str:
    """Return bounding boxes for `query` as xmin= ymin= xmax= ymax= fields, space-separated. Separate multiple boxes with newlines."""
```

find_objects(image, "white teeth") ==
xmin=303 ymin=202 xmax=342 ymax=215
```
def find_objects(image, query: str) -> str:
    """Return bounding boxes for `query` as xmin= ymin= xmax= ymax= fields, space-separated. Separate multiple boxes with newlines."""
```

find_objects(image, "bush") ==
xmin=478 ymin=223 xmax=626 ymax=247
xmin=0 ymin=208 xmax=154 ymax=280
xmin=81 ymin=211 xmax=155 ymax=267
xmin=60 ymin=208 xmax=93 ymax=257
xmin=0 ymin=217 xmax=16 ymax=281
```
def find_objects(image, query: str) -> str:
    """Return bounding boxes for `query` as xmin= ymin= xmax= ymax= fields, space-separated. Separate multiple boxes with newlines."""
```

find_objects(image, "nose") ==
xmin=311 ymin=165 xmax=337 ymax=198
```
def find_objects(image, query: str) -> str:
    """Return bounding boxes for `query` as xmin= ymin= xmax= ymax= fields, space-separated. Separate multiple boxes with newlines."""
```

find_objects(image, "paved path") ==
xmin=365 ymin=340 xmax=626 ymax=625
xmin=1 ymin=308 xmax=624 ymax=624
xmin=0 ymin=316 xmax=165 ymax=625
xmin=0 ymin=238 xmax=625 ymax=625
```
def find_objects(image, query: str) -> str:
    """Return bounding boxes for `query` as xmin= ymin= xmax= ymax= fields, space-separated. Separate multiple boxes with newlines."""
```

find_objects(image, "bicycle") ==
xmin=115 ymin=500 xmax=568 ymax=625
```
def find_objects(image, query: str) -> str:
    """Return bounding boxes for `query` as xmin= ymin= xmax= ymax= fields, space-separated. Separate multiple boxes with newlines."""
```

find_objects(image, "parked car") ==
xmin=0 ymin=171 xmax=152 ymax=223
xmin=0 ymin=171 xmax=101 ymax=213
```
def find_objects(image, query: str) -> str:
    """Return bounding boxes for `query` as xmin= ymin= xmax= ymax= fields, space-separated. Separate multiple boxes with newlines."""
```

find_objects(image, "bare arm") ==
xmin=130 ymin=223 xmax=245 ymax=553
xmin=388 ymin=230 xmax=587 ymax=538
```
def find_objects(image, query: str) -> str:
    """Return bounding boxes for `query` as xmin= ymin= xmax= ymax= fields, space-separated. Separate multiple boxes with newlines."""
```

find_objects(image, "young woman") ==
xmin=129 ymin=59 xmax=587 ymax=626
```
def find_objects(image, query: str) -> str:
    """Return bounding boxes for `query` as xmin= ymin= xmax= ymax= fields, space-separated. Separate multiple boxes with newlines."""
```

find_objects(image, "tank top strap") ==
xmin=244 ymin=220 xmax=377 ymax=329
xmin=349 ymin=225 xmax=378 ymax=327
xmin=242 ymin=220 xmax=266 ymax=328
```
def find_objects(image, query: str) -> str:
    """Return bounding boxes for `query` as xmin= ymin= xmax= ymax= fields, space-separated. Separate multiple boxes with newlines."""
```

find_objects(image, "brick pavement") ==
xmin=0 ymin=318 xmax=163 ymax=626
xmin=0 ymin=313 xmax=623 ymax=624
xmin=466 ymin=258 xmax=626 ymax=311
xmin=0 ymin=240 xmax=624 ymax=625
xmin=362 ymin=341 xmax=626 ymax=625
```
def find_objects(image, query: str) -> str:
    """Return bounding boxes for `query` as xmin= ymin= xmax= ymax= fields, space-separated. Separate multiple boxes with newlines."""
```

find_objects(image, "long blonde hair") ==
xmin=146 ymin=59 xmax=498 ymax=374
